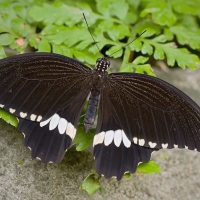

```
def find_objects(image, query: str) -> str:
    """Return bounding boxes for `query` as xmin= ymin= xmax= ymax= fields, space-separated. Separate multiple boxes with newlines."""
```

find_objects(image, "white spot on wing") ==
xmin=36 ymin=157 xmax=41 ymax=161
xmin=104 ymin=130 xmax=114 ymax=146
xmin=66 ymin=122 xmax=76 ymax=139
xmin=114 ymin=130 xmax=122 ymax=147
xmin=40 ymin=116 xmax=52 ymax=127
xmin=37 ymin=115 xmax=42 ymax=122
xmin=30 ymin=114 xmax=37 ymax=121
xmin=94 ymin=131 xmax=105 ymax=145
xmin=149 ymin=141 xmax=157 ymax=148
xmin=9 ymin=108 xmax=16 ymax=113
xmin=162 ymin=143 xmax=168 ymax=148
xmin=20 ymin=112 xmax=27 ymax=118
xmin=133 ymin=137 xmax=137 ymax=144
xmin=122 ymin=131 xmax=131 ymax=148
xmin=49 ymin=114 xmax=60 ymax=130
xmin=139 ymin=139 xmax=145 ymax=146
xmin=58 ymin=118 xmax=68 ymax=134
xmin=93 ymin=134 xmax=98 ymax=147
xmin=22 ymin=132 xmax=25 ymax=138
xmin=0 ymin=104 xmax=4 ymax=108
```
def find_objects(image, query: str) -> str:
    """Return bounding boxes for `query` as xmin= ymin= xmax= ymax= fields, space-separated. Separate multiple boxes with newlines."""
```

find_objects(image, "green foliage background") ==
xmin=0 ymin=0 xmax=200 ymax=194
xmin=0 ymin=0 xmax=199 ymax=74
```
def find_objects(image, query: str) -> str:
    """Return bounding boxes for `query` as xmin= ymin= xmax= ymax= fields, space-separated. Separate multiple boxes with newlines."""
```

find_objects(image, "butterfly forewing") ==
xmin=106 ymin=73 xmax=200 ymax=150
xmin=0 ymin=53 xmax=93 ymax=163
xmin=0 ymin=53 xmax=93 ymax=121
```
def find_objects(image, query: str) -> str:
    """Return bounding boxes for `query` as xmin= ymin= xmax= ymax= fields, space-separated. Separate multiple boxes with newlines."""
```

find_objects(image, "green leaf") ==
xmin=107 ymin=24 xmax=130 ymax=41
xmin=98 ymin=20 xmax=113 ymax=32
xmin=73 ymin=49 xmax=99 ymax=65
xmin=154 ymin=46 xmax=165 ymax=60
xmin=170 ymin=26 xmax=200 ymax=49
xmin=162 ymin=44 xmax=200 ymax=69
xmin=123 ymin=172 xmax=131 ymax=178
xmin=131 ymin=38 xmax=200 ymax=70
xmin=0 ymin=33 xmax=15 ymax=45
xmin=107 ymin=28 xmax=120 ymax=42
xmin=141 ymin=1 xmax=177 ymax=26
xmin=133 ymin=56 xmax=149 ymax=64
xmin=38 ymin=39 xmax=51 ymax=52
xmin=28 ymin=35 xmax=39 ymax=49
xmin=0 ymin=108 xmax=18 ymax=127
xmin=141 ymin=42 xmax=153 ymax=55
xmin=73 ymin=126 xmax=94 ymax=151
xmin=96 ymin=0 xmax=110 ymax=17
xmin=110 ymin=1 xmax=129 ymax=20
xmin=171 ymin=0 xmax=199 ymax=15
xmin=106 ymin=45 xmax=123 ymax=58
xmin=29 ymin=4 xmax=83 ymax=26
xmin=120 ymin=56 xmax=155 ymax=76
xmin=75 ymin=39 xmax=92 ymax=51
xmin=9 ymin=39 xmax=26 ymax=53
xmin=134 ymin=20 xmax=162 ymax=36
xmin=163 ymin=28 xmax=174 ymax=40
xmin=152 ymin=9 xmax=177 ymax=26
xmin=80 ymin=172 xmax=101 ymax=195
xmin=61 ymin=45 xmax=73 ymax=57
xmin=134 ymin=64 xmax=156 ymax=76
xmin=119 ymin=64 xmax=134 ymax=72
xmin=0 ymin=45 xmax=6 ymax=59
xmin=129 ymin=39 xmax=142 ymax=52
xmin=13 ymin=5 xmax=27 ymax=19
xmin=42 ymin=24 xmax=61 ymax=35
xmin=11 ymin=19 xmax=30 ymax=37
xmin=52 ymin=44 xmax=63 ymax=54
xmin=136 ymin=160 xmax=161 ymax=174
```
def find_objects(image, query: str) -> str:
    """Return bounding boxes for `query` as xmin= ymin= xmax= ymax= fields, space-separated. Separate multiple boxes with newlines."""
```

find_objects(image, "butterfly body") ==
xmin=0 ymin=52 xmax=200 ymax=180
xmin=84 ymin=58 xmax=109 ymax=131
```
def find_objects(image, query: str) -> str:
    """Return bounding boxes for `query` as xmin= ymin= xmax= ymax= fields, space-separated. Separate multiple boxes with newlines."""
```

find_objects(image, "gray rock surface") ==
xmin=0 ymin=67 xmax=200 ymax=200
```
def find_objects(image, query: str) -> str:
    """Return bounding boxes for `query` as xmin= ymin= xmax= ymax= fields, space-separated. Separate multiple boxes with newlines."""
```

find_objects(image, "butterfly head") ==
xmin=96 ymin=58 xmax=110 ymax=72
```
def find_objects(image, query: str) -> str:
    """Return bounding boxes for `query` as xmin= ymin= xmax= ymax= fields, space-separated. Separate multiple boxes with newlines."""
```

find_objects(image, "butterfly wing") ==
xmin=18 ymin=87 xmax=90 ymax=163
xmin=0 ymin=53 xmax=93 ymax=162
xmin=93 ymin=86 xmax=156 ymax=180
xmin=103 ymin=73 xmax=200 ymax=151
xmin=0 ymin=53 xmax=92 ymax=121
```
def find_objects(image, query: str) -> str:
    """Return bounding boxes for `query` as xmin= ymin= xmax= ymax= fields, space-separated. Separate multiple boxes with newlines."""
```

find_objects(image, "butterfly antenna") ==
xmin=83 ymin=13 xmax=104 ymax=57
xmin=109 ymin=30 xmax=147 ymax=57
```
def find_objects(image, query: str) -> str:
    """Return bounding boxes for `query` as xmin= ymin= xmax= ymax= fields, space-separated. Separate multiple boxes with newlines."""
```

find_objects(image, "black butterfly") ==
xmin=0 ymin=52 xmax=200 ymax=180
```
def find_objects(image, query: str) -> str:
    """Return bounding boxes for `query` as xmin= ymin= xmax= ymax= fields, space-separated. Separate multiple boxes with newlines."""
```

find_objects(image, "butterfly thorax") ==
xmin=84 ymin=58 xmax=110 ymax=132
xmin=95 ymin=57 xmax=110 ymax=76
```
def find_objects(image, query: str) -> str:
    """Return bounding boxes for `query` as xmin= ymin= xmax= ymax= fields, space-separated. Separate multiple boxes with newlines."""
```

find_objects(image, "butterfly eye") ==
xmin=97 ymin=58 xmax=101 ymax=63
xmin=106 ymin=60 xmax=110 ymax=66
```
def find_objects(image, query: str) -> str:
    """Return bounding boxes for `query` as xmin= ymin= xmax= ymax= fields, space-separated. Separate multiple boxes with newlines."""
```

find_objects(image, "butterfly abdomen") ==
xmin=84 ymin=89 xmax=100 ymax=132
xmin=84 ymin=59 xmax=109 ymax=132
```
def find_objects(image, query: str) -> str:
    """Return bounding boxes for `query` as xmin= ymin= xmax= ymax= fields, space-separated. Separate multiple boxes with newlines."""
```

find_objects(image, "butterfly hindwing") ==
xmin=17 ymin=87 xmax=90 ymax=163
xmin=0 ymin=53 xmax=92 ymax=121
xmin=93 ymin=87 xmax=156 ymax=180
xmin=105 ymin=73 xmax=200 ymax=151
